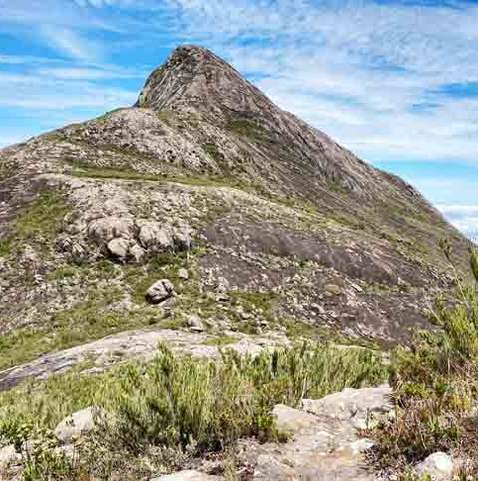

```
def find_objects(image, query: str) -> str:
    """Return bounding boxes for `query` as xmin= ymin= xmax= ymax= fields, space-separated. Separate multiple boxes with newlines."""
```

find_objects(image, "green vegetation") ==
xmin=0 ymin=190 xmax=70 ymax=257
xmin=370 ymin=248 xmax=478 ymax=479
xmin=226 ymin=119 xmax=268 ymax=142
xmin=0 ymin=281 xmax=157 ymax=371
xmin=202 ymin=335 xmax=239 ymax=346
xmin=202 ymin=142 xmax=224 ymax=163
xmin=124 ymin=250 xmax=200 ymax=304
xmin=0 ymin=343 xmax=386 ymax=480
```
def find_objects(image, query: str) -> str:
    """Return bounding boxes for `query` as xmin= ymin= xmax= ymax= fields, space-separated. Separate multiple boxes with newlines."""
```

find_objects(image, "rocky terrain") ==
xmin=0 ymin=45 xmax=471 ymax=480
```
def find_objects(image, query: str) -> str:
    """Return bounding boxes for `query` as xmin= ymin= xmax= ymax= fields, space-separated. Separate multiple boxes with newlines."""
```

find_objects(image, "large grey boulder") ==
xmin=415 ymin=452 xmax=454 ymax=480
xmin=137 ymin=220 xmax=174 ymax=251
xmin=54 ymin=406 xmax=101 ymax=444
xmin=301 ymin=384 xmax=393 ymax=429
xmin=107 ymin=237 xmax=130 ymax=260
xmin=146 ymin=279 xmax=175 ymax=304
xmin=88 ymin=216 xmax=134 ymax=244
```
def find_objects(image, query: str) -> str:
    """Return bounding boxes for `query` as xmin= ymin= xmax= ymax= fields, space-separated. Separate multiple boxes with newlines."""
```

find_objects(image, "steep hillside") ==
xmin=0 ymin=44 xmax=469 ymax=377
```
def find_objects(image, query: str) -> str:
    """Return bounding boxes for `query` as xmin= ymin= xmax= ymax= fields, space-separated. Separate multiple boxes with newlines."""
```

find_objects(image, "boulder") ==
xmin=415 ymin=452 xmax=454 ymax=480
xmin=107 ymin=238 xmax=130 ymax=259
xmin=130 ymin=243 xmax=146 ymax=263
xmin=186 ymin=314 xmax=204 ymax=332
xmin=272 ymin=404 xmax=318 ymax=434
xmin=152 ymin=470 xmax=221 ymax=481
xmin=178 ymin=268 xmax=189 ymax=280
xmin=173 ymin=225 xmax=193 ymax=251
xmin=0 ymin=444 xmax=21 ymax=467
xmin=88 ymin=217 xmax=134 ymax=243
xmin=137 ymin=220 xmax=174 ymax=251
xmin=54 ymin=406 xmax=101 ymax=444
xmin=146 ymin=279 xmax=175 ymax=304
xmin=301 ymin=384 xmax=392 ymax=429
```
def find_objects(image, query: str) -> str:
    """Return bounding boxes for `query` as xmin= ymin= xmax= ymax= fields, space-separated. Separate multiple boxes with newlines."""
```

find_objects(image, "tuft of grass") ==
xmin=202 ymin=143 xmax=224 ymax=163
xmin=0 ymin=190 xmax=70 ymax=257
xmin=0 ymin=343 xmax=386 ymax=479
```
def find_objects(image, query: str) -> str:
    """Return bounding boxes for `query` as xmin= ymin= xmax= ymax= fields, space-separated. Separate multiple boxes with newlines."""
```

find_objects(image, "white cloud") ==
xmin=438 ymin=205 xmax=478 ymax=239
xmin=0 ymin=71 xmax=136 ymax=109
xmin=40 ymin=26 xmax=102 ymax=62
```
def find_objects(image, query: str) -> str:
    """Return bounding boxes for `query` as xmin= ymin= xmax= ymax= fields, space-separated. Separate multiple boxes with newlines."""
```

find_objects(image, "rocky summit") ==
xmin=0 ymin=44 xmax=471 ymax=481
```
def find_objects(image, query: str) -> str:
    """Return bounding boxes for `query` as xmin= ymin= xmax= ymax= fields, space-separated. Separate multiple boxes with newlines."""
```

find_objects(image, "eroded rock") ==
xmin=146 ymin=279 xmax=176 ymax=304
xmin=54 ymin=406 xmax=101 ymax=444
xmin=415 ymin=452 xmax=454 ymax=481
xmin=88 ymin=217 xmax=134 ymax=243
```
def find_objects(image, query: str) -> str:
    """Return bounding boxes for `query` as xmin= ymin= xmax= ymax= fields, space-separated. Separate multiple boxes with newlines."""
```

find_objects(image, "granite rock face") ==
xmin=0 ymin=44 xmax=469 ymax=353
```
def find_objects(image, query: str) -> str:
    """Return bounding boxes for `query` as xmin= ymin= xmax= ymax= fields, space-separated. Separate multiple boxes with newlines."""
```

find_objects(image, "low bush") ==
xmin=0 ymin=342 xmax=386 ymax=480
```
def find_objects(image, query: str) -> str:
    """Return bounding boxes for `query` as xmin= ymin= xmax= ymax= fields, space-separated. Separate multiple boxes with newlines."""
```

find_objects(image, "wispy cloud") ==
xmin=40 ymin=26 xmax=102 ymax=62
xmin=438 ymin=205 xmax=478 ymax=239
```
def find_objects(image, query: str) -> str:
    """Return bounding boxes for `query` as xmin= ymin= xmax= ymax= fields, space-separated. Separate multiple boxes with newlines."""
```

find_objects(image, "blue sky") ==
xmin=0 ymin=0 xmax=477 ymax=238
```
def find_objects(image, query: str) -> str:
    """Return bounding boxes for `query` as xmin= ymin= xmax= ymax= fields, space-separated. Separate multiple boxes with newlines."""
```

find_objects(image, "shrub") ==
xmin=0 ymin=343 xmax=386 ymax=480
xmin=370 ymin=247 xmax=478 ymax=478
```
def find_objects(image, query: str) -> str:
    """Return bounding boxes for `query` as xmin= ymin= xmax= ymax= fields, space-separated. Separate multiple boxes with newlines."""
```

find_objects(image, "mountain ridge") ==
xmin=0 ymin=44 xmax=469 ymax=351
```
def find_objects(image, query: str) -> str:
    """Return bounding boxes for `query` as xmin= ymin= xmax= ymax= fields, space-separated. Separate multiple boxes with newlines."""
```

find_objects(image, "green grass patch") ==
xmin=0 ymin=190 xmax=70 ymax=257
xmin=202 ymin=142 xmax=224 ymax=163
xmin=226 ymin=119 xmax=268 ymax=142
xmin=0 ymin=283 xmax=161 ymax=372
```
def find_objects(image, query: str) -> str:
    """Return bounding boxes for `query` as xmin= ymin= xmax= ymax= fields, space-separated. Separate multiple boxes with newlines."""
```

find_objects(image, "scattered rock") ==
xmin=324 ymin=283 xmax=342 ymax=296
xmin=107 ymin=238 xmax=130 ymax=260
xmin=146 ymin=279 xmax=176 ymax=304
xmin=178 ymin=268 xmax=189 ymax=280
xmin=54 ymin=406 xmax=101 ymax=444
xmin=215 ymin=276 xmax=230 ymax=293
xmin=0 ymin=444 xmax=21 ymax=467
xmin=173 ymin=226 xmax=193 ymax=251
xmin=130 ymin=243 xmax=146 ymax=263
xmin=272 ymin=404 xmax=318 ymax=434
xmin=186 ymin=314 xmax=204 ymax=332
xmin=415 ymin=452 xmax=454 ymax=480
xmin=152 ymin=470 xmax=221 ymax=481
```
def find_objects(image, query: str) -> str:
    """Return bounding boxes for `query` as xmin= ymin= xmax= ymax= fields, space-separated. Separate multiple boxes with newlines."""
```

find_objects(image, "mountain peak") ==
xmin=135 ymin=45 xmax=273 ymax=117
